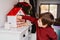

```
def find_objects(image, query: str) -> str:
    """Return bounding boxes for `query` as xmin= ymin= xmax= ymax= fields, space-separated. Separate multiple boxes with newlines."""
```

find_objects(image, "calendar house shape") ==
xmin=7 ymin=7 xmax=25 ymax=27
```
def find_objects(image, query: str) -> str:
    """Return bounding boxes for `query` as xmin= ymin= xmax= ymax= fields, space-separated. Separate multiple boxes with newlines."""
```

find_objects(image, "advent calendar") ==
xmin=7 ymin=7 xmax=25 ymax=28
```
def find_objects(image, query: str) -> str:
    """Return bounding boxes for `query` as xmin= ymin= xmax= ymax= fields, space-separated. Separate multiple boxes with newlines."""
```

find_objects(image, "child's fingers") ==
xmin=16 ymin=16 xmax=22 ymax=20
xmin=16 ymin=19 xmax=20 ymax=22
xmin=16 ymin=17 xmax=25 ymax=22
xmin=17 ymin=22 xmax=23 ymax=27
xmin=17 ymin=22 xmax=28 ymax=27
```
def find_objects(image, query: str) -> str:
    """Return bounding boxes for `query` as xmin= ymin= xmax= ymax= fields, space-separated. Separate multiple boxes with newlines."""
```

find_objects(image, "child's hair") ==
xmin=39 ymin=12 xmax=54 ymax=26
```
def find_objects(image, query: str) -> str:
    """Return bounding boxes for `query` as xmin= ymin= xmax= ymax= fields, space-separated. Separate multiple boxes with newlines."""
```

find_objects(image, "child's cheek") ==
xmin=38 ymin=20 xmax=41 ymax=27
xmin=37 ymin=20 xmax=43 ymax=27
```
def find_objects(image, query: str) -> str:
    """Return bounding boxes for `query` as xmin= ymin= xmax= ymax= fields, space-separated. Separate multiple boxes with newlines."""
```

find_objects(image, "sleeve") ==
xmin=47 ymin=28 xmax=57 ymax=40
xmin=22 ymin=15 xmax=37 ymax=24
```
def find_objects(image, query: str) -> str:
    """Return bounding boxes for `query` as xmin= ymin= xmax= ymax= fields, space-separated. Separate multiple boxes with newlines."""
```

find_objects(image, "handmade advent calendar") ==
xmin=7 ymin=7 xmax=25 ymax=28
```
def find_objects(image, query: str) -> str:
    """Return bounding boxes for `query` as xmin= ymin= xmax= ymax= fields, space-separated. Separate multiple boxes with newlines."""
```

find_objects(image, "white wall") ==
xmin=0 ymin=0 xmax=18 ymax=27
xmin=19 ymin=0 xmax=30 ymax=3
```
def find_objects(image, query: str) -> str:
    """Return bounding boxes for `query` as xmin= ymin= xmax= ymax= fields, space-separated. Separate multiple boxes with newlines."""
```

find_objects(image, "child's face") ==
xmin=37 ymin=19 xmax=47 ymax=28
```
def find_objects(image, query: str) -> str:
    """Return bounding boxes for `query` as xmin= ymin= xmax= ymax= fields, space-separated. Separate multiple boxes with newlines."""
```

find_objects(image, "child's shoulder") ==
xmin=46 ymin=26 xmax=56 ymax=34
xmin=46 ymin=26 xmax=54 ymax=32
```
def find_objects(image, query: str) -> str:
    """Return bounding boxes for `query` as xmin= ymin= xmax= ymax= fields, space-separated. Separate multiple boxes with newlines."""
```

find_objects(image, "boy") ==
xmin=17 ymin=12 xmax=57 ymax=40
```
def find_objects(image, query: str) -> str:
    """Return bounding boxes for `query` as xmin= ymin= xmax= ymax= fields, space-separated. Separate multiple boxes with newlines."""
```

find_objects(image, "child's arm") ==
xmin=47 ymin=28 xmax=57 ymax=40
xmin=17 ymin=15 xmax=37 ymax=24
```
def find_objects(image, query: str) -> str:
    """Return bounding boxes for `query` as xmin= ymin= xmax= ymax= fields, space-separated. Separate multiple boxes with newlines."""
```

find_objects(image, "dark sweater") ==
xmin=22 ymin=16 xmax=57 ymax=40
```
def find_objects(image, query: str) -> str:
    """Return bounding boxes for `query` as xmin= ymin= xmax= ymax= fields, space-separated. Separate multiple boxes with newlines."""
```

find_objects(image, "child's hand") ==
xmin=16 ymin=15 xmax=28 ymax=28
xmin=17 ymin=20 xmax=28 ymax=28
xmin=16 ymin=15 xmax=22 ymax=20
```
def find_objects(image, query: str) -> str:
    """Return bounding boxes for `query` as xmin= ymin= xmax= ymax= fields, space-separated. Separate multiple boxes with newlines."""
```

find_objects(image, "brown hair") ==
xmin=39 ymin=12 xmax=54 ymax=26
